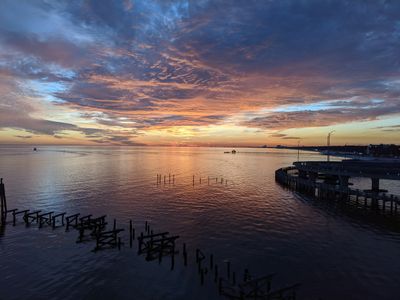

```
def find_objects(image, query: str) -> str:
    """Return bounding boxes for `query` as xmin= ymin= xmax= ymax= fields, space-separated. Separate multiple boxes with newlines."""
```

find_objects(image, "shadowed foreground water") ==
xmin=0 ymin=146 xmax=399 ymax=300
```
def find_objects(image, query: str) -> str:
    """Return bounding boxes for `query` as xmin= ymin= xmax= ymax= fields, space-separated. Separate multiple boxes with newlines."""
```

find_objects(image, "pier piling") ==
xmin=214 ymin=265 xmax=218 ymax=283
xmin=226 ymin=260 xmax=231 ymax=279
xmin=0 ymin=178 xmax=7 ymax=225
xmin=129 ymin=220 xmax=133 ymax=248
xmin=183 ymin=243 xmax=187 ymax=266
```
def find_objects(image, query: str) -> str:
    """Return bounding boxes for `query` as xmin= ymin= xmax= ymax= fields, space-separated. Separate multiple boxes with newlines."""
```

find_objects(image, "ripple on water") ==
xmin=0 ymin=146 xmax=399 ymax=300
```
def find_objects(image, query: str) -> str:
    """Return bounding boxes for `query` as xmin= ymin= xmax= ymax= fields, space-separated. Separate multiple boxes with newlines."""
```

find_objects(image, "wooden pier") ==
xmin=275 ymin=160 xmax=400 ymax=215
xmin=0 ymin=177 xmax=301 ymax=299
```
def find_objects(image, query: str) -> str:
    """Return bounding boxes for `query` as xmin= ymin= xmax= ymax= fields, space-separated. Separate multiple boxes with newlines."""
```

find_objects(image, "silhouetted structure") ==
xmin=367 ymin=144 xmax=400 ymax=158
xmin=275 ymin=144 xmax=400 ymax=159
xmin=276 ymin=160 xmax=400 ymax=214
xmin=1 ymin=178 xmax=8 ymax=225
xmin=1 ymin=178 xmax=302 ymax=300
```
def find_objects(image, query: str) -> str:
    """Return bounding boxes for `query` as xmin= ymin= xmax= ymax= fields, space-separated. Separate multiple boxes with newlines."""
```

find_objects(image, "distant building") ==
xmin=367 ymin=144 xmax=400 ymax=158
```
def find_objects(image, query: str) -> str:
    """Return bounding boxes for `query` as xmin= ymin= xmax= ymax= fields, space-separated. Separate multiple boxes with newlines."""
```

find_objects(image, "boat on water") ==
xmin=224 ymin=149 xmax=237 ymax=154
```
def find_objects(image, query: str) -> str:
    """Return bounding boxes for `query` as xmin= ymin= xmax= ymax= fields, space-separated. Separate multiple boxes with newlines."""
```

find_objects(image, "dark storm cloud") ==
xmin=177 ymin=0 xmax=400 ymax=76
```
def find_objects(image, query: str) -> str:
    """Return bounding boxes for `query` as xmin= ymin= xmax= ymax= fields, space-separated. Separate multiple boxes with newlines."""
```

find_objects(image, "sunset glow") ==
xmin=1 ymin=1 xmax=399 ymax=146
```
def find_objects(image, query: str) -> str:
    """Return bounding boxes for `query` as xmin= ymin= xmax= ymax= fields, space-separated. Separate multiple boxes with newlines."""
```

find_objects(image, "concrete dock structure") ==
xmin=275 ymin=160 xmax=400 ymax=214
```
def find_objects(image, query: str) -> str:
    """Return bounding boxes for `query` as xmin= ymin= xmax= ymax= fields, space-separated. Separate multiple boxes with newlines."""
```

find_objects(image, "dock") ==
xmin=275 ymin=160 xmax=400 ymax=214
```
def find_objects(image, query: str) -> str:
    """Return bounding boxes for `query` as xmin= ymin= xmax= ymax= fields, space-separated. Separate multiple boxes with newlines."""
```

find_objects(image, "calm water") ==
xmin=0 ymin=146 xmax=399 ymax=300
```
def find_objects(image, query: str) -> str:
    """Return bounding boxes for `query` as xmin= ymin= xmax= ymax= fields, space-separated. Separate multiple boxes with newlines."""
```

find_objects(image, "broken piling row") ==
xmin=1 ymin=178 xmax=300 ymax=299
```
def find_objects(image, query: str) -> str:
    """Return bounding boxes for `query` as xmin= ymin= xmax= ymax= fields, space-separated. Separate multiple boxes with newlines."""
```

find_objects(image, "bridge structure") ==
xmin=275 ymin=160 xmax=400 ymax=214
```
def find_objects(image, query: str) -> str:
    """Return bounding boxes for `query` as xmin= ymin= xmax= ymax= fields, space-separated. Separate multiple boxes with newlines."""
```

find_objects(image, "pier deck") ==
xmin=276 ymin=160 xmax=400 ymax=215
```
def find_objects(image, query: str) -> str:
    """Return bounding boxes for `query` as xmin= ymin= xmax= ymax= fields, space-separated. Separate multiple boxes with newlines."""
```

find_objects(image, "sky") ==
xmin=0 ymin=0 xmax=399 ymax=147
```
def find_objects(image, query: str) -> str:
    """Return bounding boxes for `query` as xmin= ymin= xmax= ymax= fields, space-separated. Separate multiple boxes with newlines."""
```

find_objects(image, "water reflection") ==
xmin=0 ymin=146 xmax=399 ymax=300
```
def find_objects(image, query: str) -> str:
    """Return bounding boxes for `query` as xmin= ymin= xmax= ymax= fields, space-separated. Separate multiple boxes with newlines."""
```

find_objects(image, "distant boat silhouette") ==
xmin=224 ymin=149 xmax=237 ymax=154
xmin=33 ymin=147 xmax=37 ymax=151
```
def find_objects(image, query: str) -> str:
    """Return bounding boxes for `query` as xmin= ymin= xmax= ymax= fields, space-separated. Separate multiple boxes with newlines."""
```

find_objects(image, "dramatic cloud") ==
xmin=243 ymin=99 xmax=400 ymax=130
xmin=0 ymin=0 xmax=399 ymax=145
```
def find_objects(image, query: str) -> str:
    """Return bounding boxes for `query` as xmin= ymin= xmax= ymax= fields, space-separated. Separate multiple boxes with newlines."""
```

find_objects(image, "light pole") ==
xmin=327 ymin=130 xmax=335 ymax=162
xmin=297 ymin=139 xmax=301 ymax=162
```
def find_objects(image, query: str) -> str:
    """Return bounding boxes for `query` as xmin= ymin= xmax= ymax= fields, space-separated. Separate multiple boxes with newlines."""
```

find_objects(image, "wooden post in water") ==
xmin=193 ymin=175 xmax=195 ymax=186
xmin=138 ymin=232 xmax=144 ymax=254
xmin=0 ymin=178 xmax=5 ymax=225
xmin=173 ymin=175 xmax=175 ymax=184
xmin=214 ymin=264 xmax=218 ymax=283
xmin=226 ymin=260 xmax=231 ymax=279
xmin=183 ymin=243 xmax=187 ymax=266
xmin=208 ymin=177 xmax=210 ymax=185
xmin=0 ymin=178 xmax=8 ymax=225
xmin=390 ymin=195 xmax=394 ymax=214
xmin=129 ymin=220 xmax=133 ymax=248
xmin=243 ymin=269 xmax=249 ymax=281
xmin=171 ymin=243 xmax=175 ymax=270
xmin=158 ymin=244 xmax=163 ymax=264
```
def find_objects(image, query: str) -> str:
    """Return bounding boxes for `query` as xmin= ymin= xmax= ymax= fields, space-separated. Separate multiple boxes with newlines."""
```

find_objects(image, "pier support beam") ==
xmin=371 ymin=178 xmax=380 ymax=193
xmin=298 ymin=170 xmax=308 ymax=179
xmin=308 ymin=172 xmax=318 ymax=182
xmin=339 ymin=176 xmax=350 ymax=188
xmin=0 ymin=178 xmax=7 ymax=225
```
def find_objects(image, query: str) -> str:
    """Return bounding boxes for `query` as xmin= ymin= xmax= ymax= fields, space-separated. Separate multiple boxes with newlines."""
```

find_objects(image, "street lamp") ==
xmin=297 ymin=139 xmax=301 ymax=162
xmin=327 ymin=130 xmax=335 ymax=162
